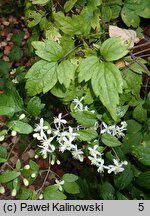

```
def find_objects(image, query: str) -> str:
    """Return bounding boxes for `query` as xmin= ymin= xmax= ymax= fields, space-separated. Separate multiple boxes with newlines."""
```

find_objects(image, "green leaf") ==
xmin=101 ymin=6 xmax=112 ymax=22
xmin=31 ymin=0 xmax=50 ymax=4
xmin=133 ymin=102 xmax=147 ymax=122
xmin=100 ymin=37 xmax=129 ymax=61
xmin=114 ymin=163 xmax=133 ymax=190
xmin=0 ymin=158 xmax=7 ymax=163
xmin=17 ymin=188 xmax=33 ymax=200
xmin=54 ymin=10 xmax=92 ymax=36
xmin=25 ymin=60 xmax=58 ymax=96
xmin=11 ymin=31 xmax=25 ymax=46
xmin=32 ymin=40 xmax=63 ymax=62
xmin=0 ymin=146 xmax=7 ymax=159
xmin=111 ymin=5 xmax=121 ymax=19
xmin=62 ymin=173 xmax=78 ymax=182
xmin=136 ymin=1 xmax=150 ymax=18
xmin=121 ymin=5 xmax=140 ymax=28
xmin=25 ymin=10 xmax=42 ymax=27
xmin=126 ymin=119 xmax=142 ymax=133
xmin=0 ymin=60 xmax=10 ymax=78
xmin=0 ymin=171 xmax=20 ymax=183
xmin=122 ymin=68 xmax=142 ymax=98
xmin=29 ymin=160 xmax=39 ymax=171
xmin=78 ymin=129 xmax=98 ymax=142
xmin=136 ymin=171 xmax=150 ymax=189
xmin=117 ymin=191 xmax=128 ymax=200
xmin=71 ymin=111 xmax=97 ymax=127
xmin=79 ymin=59 xmax=123 ymax=120
xmin=116 ymin=105 xmax=129 ymax=119
xmin=91 ymin=62 xmax=123 ymax=120
xmin=44 ymin=185 xmax=66 ymax=200
xmin=100 ymin=182 xmax=115 ymax=200
xmin=63 ymin=182 xmax=80 ymax=194
xmin=8 ymin=120 xmax=33 ymax=134
xmin=27 ymin=96 xmax=45 ymax=117
xmin=0 ymin=93 xmax=15 ymax=117
xmin=101 ymin=134 xmax=122 ymax=147
xmin=9 ymin=46 xmax=23 ymax=62
xmin=57 ymin=60 xmax=75 ymax=88
xmin=131 ymin=140 xmax=150 ymax=166
xmin=64 ymin=0 xmax=78 ymax=12
xmin=16 ymin=159 xmax=21 ymax=171
xmin=78 ymin=56 xmax=99 ymax=83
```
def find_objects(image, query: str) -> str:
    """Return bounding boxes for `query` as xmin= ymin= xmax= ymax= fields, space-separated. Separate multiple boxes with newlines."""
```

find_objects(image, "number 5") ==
xmin=138 ymin=203 xmax=144 ymax=211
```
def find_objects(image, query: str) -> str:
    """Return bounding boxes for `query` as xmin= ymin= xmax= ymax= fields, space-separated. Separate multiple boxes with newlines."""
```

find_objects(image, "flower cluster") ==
xmin=88 ymin=145 xmax=127 ymax=174
xmin=100 ymin=121 xmax=127 ymax=138
xmin=33 ymin=112 xmax=128 ymax=175
xmin=33 ymin=113 xmax=84 ymax=162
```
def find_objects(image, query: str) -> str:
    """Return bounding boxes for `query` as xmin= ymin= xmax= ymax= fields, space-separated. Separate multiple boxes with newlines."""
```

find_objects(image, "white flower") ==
xmin=107 ymin=159 xmax=128 ymax=174
xmin=88 ymin=145 xmax=102 ymax=157
xmin=55 ymin=179 xmax=64 ymax=191
xmin=53 ymin=129 xmax=61 ymax=137
xmin=54 ymin=113 xmax=67 ymax=129
xmin=10 ymin=68 xmax=16 ymax=75
xmin=88 ymin=155 xmax=103 ymax=167
xmin=73 ymin=97 xmax=84 ymax=111
xmin=34 ymin=118 xmax=48 ymax=139
xmin=12 ymin=78 xmax=19 ymax=84
xmin=38 ymin=137 xmax=55 ymax=158
xmin=58 ymin=136 xmax=74 ymax=153
xmin=61 ymin=126 xmax=79 ymax=142
xmin=100 ymin=122 xmax=114 ymax=135
xmin=71 ymin=145 xmax=84 ymax=162
xmin=100 ymin=121 xmax=127 ymax=138
xmin=97 ymin=159 xmax=108 ymax=173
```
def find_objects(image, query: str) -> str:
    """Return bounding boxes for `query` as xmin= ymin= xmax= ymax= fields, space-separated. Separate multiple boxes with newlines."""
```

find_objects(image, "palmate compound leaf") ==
xmin=78 ymin=57 xmax=123 ymax=120
xmin=25 ymin=60 xmax=57 ymax=96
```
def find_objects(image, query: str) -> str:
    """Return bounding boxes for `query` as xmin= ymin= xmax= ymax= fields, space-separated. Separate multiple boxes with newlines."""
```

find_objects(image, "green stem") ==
xmin=58 ymin=44 xmax=82 ymax=63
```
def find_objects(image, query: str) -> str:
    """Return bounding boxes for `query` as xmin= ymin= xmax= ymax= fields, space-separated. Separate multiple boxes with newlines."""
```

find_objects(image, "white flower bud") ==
xmin=24 ymin=165 xmax=30 ymax=170
xmin=19 ymin=114 xmax=25 ymax=120
xmin=31 ymin=173 xmax=36 ymax=178
xmin=43 ymin=154 xmax=47 ymax=159
xmin=0 ymin=186 xmax=5 ymax=194
xmin=11 ymin=130 xmax=17 ymax=136
xmin=47 ymin=129 xmax=51 ymax=134
xmin=23 ymin=178 xmax=29 ymax=186
xmin=35 ymin=154 xmax=39 ymax=159
xmin=11 ymin=189 xmax=17 ymax=197
xmin=0 ymin=135 xmax=5 ymax=142
xmin=39 ymin=193 xmax=43 ymax=200
xmin=51 ymin=160 xmax=55 ymax=165
xmin=56 ymin=160 xmax=60 ymax=165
